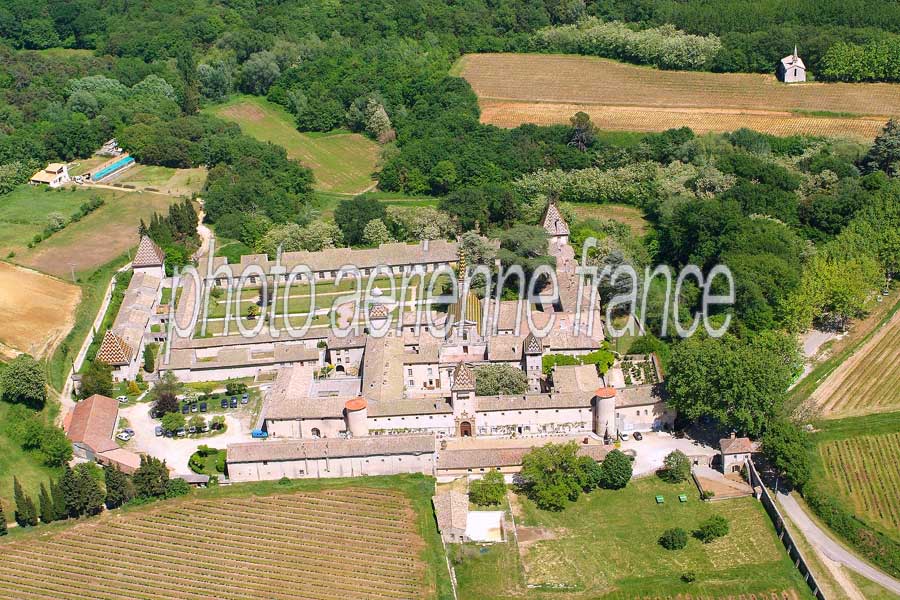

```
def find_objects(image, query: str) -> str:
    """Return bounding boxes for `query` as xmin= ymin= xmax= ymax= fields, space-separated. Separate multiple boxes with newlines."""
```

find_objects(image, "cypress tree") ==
xmin=0 ymin=503 xmax=7 ymax=535
xmin=104 ymin=465 xmax=134 ymax=509
xmin=13 ymin=478 xmax=37 ymax=527
xmin=39 ymin=482 xmax=55 ymax=523
xmin=60 ymin=464 xmax=79 ymax=518
xmin=51 ymin=477 xmax=67 ymax=521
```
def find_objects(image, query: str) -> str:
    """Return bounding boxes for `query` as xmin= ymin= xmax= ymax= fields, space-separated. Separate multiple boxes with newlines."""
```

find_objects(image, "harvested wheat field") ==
xmin=460 ymin=54 xmax=900 ymax=139
xmin=809 ymin=307 xmax=900 ymax=418
xmin=0 ymin=262 xmax=80 ymax=358
xmin=0 ymin=488 xmax=432 ymax=600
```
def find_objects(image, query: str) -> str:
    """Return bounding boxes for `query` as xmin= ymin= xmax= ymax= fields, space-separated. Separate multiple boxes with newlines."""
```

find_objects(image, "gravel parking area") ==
xmin=118 ymin=402 xmax=250 ymax=473
xmin=620 ymin=432 xmax=717 ymax=477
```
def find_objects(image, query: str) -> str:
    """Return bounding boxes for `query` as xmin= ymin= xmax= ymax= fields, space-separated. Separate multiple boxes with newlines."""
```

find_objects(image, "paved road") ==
xmin=777 ymin=491 xmax=900 ymax=595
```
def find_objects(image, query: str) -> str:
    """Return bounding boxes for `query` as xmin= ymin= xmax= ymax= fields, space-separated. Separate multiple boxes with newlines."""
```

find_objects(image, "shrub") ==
xmin=469 ymin=471 xmax=506 ymax=506
xmin=694 ymin=515 xmax=729 ymax=543
xmin=659 ymin=527 xmax=688 ymax=550
xmin=598 ymin=449 xmax=632 ymax=489
xmin=661 ymin=450 xmax=691 ymax=483
xmin=681 ymin=571 xmax=697 ymax=583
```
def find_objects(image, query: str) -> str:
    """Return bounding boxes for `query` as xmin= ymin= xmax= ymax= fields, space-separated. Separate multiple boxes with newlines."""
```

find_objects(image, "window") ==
xmin=408 ymin=380 xmax=414 ymax=386
xmin=311 ymin=428 xmax=321 ymax=438
xmin=407 ymin=368 xmax=413 ymax=376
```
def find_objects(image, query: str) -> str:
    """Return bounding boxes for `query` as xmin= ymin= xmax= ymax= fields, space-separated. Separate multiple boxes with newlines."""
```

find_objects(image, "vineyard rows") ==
xmin=814 ymin=307 xmax=900 ymax=417
xmin=0 ymin=488 xmax=428 ymax=600
xmin=820 ymin=432 xmax=900 ymax=534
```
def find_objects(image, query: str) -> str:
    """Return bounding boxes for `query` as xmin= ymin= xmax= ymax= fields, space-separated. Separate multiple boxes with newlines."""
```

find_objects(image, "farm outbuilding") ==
xmin=30 ymin=163 xmax=70 ymax=187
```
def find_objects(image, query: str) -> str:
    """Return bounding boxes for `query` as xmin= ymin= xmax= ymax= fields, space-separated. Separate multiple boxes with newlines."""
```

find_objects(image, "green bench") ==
xmin=679 ymin=494 xmax=688 ymax=503
xmin=655 ymin=495 xmax=664 ymax=504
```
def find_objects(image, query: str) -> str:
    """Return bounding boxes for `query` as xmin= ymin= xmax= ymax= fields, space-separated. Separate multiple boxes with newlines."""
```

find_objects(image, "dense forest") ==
xmin=0 ymin=0 xmax=898 ymax=393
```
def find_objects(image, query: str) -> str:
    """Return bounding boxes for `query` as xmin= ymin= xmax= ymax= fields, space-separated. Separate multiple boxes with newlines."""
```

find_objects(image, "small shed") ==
xmin=777 ymin=46 xmax=806 ymax=83
xmin=432 ymin=487 xmax=469 ymax=544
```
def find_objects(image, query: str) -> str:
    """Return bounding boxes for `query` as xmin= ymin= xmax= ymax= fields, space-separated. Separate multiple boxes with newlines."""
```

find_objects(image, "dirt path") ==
xmin=808 ymin=306 xmax=900 ymax=416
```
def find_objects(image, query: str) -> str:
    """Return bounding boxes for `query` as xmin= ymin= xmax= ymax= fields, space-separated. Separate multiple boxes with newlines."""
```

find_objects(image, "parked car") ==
xmin=164 ymin=429 xmax=174 ymax=438
xmin=181 ymin=404 xmax=190 ymax=415
xmin=619 ymin=432 xmax=630 ymax=441
xmin=116 ymin=395 xmax=128 ymax=403
xmin=251 ymin=429 xmax=268 ymax=439
xmin=230 ymin=398 xmax=238 ymax=409
xmin=242 ymin=393 xmax=249 ymax=401
xmin=633 ymin=431 xmax=643 ymax=441
xmin=240 ymin=396 xmax=249 ymax=405
xmin=199 ymin=401 xmax=208 ymax=412
xmin=124 ymin=428 xmax=135 ymax=436
xmin=116 ymin=432 xmax=132 ymax=441
xmin=155 ymin=426 xmax=163 ymax=437
xmin=201 ymin=424 xmax=209 ymax=433
xmin=191 ymin=402 xmax=199 ymax=413
xmin=176 ymin=428 xmax=186 ymax=437
xmin=220 ymin=398 xmax=229 ymax=409
xmin=188 ymin=426 xmax=197 ymax=434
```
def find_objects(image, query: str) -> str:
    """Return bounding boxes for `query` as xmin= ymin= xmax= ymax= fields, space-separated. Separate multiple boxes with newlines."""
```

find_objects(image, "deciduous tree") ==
xmin=598 ymin=449 xmax=632 ymax=489
xmin=474 ymin=364 xmax=528 ymax=396
xmin=1 ymin=354 xmax=46 ymax=409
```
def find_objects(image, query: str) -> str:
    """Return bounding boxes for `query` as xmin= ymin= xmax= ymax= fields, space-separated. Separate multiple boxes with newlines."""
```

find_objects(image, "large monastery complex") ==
xmin=191 ymin=205 xmax=676 ymax=482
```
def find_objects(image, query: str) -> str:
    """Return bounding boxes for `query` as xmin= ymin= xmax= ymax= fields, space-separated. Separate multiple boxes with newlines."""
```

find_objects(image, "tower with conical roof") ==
xmin=541 ymin=202 xmax=570 ymax=249
xmin=522 ymin=333 xmax=543 ymax=392
xmin=451 ymin=362 xmax=477 ymax=436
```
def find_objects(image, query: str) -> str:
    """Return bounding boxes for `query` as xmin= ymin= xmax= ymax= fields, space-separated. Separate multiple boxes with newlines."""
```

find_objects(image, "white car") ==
xmin=116 ymin=395 xmax=128 ymax=403
xmin=619 ymin=432 xmax=630 ymax=441
xmin=116 ymin=432 xmax=132 ymax=441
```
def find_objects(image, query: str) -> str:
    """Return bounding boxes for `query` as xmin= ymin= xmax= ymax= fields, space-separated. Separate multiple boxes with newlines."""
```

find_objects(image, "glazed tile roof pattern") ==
xmin=132 ymin=235 xmax=165 ymax=268
xmin=451 ymin=362 xmax=475 ymax=391
xmin=96 ymin=330 xmax=132 ymax=365
xmin=542 ymin=202 xmax=570 ymax=236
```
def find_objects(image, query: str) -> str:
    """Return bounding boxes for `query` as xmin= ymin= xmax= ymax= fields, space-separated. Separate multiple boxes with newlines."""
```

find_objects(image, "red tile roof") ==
xmin=66 ymin=394 xmax=119 ymax=454
xmin=720 ymin=435 xmax=754 ymax=454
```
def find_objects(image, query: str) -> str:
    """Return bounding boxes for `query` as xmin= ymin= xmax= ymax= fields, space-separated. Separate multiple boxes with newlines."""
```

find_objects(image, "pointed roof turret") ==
xmin=132 ymin=235 xmax=165 ymax=268
xmin=541 ymin=202 xmax=569 ymax=237
xmin=523 ymin=332 xmax=542 ymax=355
xmin=96 ymin=330 xmax=133 ymax=366
xmin=451 ymin=362 xmax=475 ymax=391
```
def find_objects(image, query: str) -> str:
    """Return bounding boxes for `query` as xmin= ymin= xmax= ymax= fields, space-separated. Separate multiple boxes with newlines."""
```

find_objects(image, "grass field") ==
xmin=0 ymin=186 xmax=96 ymax=255
xmin=0 ymin=262 xmax=81 ymax=359
xmin=459 ymin=53 xmax=900 ymax=139
xmin=806 ymin=296 xmax=900 ymax=418
xmin=313 ymin=191 xmax=439 ymax=219
xmin=209 ymin=95 xmax=379 ymax=195
xmin=562 ymin=202 xmax=651 ymax=236
xmin=812 ymin=412 xmax=900 ymax=543
xmin=115 ymin=165 xmax=207 ymax=196
xmin=9 ymin=188 xmax=178 ymax=278
xmin=0 ymin=475 xmax=451 ymax=600
xmin=453 ymin=478 xmax=810 ymax=599
xmin=0 ymin=401 xmax=62 ymax=525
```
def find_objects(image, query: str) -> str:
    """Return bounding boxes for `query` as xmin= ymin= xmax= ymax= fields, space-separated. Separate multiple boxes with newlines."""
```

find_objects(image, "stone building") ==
xmin=64 ymin=394 xmax=141 ymax=473
xmin=777 ymin=46 xmax=806 ymax=83
xmin=719 ymin=432 xmax=754 ymax=474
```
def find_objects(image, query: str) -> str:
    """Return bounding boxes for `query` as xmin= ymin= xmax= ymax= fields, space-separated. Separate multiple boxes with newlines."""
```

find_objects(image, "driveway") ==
xmin=118 ymin=402 xmax=250 ymax=473
xmin=778 ymin=491 xmax=900 ymax=595
xmin=620 ymin=432 xmax=718 ymax=477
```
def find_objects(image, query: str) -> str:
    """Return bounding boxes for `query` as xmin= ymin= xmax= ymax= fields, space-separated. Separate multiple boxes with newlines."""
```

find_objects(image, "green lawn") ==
xmin=454 ymin=478 xmax=811 ymax=599
xmin=207 ymin=95 xmax=379 ymax=195
xmin=0 ymin=186 xmax=93 ymax=255
xmin=0 ymin=401 xmax=62 ymax=522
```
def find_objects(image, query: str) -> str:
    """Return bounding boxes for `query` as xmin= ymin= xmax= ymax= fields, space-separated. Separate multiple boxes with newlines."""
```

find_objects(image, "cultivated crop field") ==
xmin=0 ymin=488 xmax=431 ymax=600
xmin=209 ymin=96 xmax=379 ymax=195
xmin=13 ymin=189 xmax=180 ymax=278
xmin=819 ymin=431 xmax=900 ymax=537
xmin=0 ymin=262 xmax=80 ymax=358
xmin=459 ymin=54 xmax=900 ymax=139
xmin=808 ymin=306 xmax=900 ymax=418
